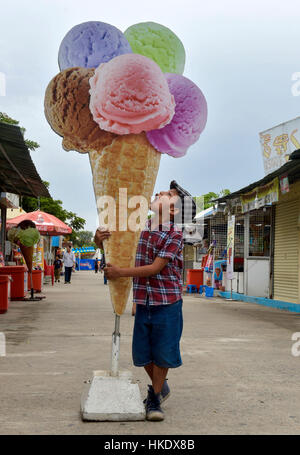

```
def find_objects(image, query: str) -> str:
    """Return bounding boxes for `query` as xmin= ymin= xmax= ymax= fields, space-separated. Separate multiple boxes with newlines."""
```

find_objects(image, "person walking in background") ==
xmin=54 ymin=255 xmax=62 ymax=283
xmin=95 ymin=259 xmax=99 ymax=273
xmin=99 ymin=250 xmax=107 ymax=285
xmin=62 ymin=245 xmax=76 ymax=284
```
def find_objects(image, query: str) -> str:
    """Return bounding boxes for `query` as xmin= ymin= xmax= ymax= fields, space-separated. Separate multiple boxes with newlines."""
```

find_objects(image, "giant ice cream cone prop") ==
xmin=45 ymin=66 xmax=163 ymax=315
xmin=19 ymin=245 xmax=34 ymax=273
xmin=44 ymin=20 xmax=207 ymax=421
xmin=89 ymin=133 xmax=161 ymax=315
xmin=7 ymin=223 xmax=41 ymax=300
xmin=7 ymin=223 xmax=40 ymax=273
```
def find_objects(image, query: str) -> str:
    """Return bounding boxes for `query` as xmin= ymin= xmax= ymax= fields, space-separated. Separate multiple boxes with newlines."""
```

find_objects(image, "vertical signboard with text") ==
xmin=226 ymin=215 xmax=235 ymax=280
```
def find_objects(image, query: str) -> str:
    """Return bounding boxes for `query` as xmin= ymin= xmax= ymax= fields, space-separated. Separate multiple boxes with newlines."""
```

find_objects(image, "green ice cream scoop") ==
xmin=124 ymin=22 xmax=185 ymax=74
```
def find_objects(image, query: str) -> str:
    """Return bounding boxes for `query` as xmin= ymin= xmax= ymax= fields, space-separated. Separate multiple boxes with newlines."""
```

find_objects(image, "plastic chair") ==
xmin=198 ymin=285 xmax=204 ymax=294
xmin=186 ymin=284 xmax=198 ymax=293
xmin=205 ymin=286 xmax=214 ymax=298
xmin=44 ymin=261 xmax=54 ymax=286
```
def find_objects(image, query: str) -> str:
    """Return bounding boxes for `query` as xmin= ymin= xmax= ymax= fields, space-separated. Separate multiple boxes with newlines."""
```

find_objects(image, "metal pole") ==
xmin=226 ymin=278 xmax=235 ymax=301
xmin=1 ymin=206 xmax=6 ymax=264
xmin=30 ymin=271 xmax=34 ymax=299
xmin=111 ymin=314 xmax=120 ymax=377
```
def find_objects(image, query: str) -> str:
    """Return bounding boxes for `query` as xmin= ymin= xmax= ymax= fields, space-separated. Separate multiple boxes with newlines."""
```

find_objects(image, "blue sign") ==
xmin=79 ymin=259 xmax=95 ymax=271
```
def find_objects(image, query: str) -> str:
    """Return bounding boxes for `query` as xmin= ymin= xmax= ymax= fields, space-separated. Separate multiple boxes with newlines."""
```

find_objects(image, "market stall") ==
xmin=73 ymin=247 xmax=96 ymax=270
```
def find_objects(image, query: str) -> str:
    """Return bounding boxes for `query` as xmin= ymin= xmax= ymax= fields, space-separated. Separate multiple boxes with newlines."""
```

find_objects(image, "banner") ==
xmin=33 ymin=239 xmax=44 ymax=270
xmin=259 ymin=117 xmax=300 ymax=175
xmin=241 ymin=177 xmax=279 ymax=213
xmin=226 ymin=215 xmax=235 ymax=280
xmin=280 ymin=175 xmax=289 ymax=194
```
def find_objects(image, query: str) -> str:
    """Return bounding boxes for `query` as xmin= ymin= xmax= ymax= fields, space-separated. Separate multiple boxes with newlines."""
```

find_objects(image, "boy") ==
xmin=94 ymin=181 xmax=196 ymax=421
xmin=54 ymin=255 xmax=62 ymax=283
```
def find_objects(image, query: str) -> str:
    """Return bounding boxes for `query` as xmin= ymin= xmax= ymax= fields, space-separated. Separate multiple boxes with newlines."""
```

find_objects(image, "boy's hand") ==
xmin=104 ymin=263 xmax=121 ymax=280
xmin=94 ymin=227 xmax=111 ymax=248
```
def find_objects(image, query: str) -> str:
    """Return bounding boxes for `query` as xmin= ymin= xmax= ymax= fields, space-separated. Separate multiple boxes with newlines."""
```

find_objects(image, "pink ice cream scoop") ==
xmin=89 ymin=54 xmax=175 ymax=135
xmin=146 ymin=73 xmax=207 ymax=157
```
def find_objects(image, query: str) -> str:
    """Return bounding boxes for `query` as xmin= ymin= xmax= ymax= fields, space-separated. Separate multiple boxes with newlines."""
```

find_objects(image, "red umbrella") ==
xmin=6 ymin=210 xmax=72 ymax=235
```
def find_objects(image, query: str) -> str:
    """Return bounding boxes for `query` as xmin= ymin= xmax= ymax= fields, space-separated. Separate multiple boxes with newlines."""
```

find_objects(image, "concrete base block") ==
xmin=81 ymin=370 xmax=146 ymax=421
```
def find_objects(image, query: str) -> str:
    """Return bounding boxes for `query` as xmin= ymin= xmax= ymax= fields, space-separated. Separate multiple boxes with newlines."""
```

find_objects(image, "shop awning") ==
xmin=73 ymin=247 xmax=95 ymax=253
xmin=216 ymin=149 xmax=300 ymax=203
xmin=0 ymin=122 xmax=50 ymax=198
xmin=194 ymin=205 xmax=216 ymax=221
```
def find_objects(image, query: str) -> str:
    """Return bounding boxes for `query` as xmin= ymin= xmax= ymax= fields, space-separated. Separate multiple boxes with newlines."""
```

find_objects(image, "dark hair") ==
xmin=170 ymin=180 xmax=196 ymax=225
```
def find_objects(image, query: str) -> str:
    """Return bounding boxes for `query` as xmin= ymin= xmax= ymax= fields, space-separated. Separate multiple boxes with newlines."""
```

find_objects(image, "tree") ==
xmin=72 ymin=231 xmax=95 ymax=248
xmin=0 ymin=112 xmax=40 ymax=151
xmin=195 ymin=189 xmax=231 ymax=212
xmin=21 ymin=181 xmax=86 ymax=237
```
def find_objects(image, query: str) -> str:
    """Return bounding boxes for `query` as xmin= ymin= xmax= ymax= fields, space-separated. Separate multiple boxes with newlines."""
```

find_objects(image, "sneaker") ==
xmin=160 ymin=378 xmax=170 ymax=403
xmin=145 ymin=385 xmax=164 ymax=421
xmin=143 ymin=379 xmax=170 ymax=405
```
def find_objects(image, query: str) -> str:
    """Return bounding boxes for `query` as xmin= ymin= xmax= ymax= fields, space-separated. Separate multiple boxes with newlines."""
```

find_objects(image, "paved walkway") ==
xmin=0 ymin=271 xmax=300 ymax=435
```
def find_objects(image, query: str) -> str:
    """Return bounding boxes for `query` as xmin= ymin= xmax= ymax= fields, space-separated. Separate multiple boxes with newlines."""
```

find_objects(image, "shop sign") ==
xmin=0 ymin=249 xmax=4 ymax=266
xmin=280 ymin=175 xmax=289 ymax=194
xmin=241 ymin=178 xmax=279 ymax=213
xmin=0 ymin=192 xmax=19 ymax=208
xmin=226 ymin=215 xmax=235 ymax=280
xmin=259 ymin=117 xmax=300 ymax=175
xmin=33 ymin=239 xmax=44 ymax=270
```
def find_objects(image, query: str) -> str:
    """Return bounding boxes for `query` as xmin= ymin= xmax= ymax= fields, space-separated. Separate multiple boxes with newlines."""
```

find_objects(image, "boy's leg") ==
xmin=144 ymin=362 xmax=153 ymax=380
xmin=152 ymin=364 xmax=169 ymax=395
xmin=145 ymin=363 xmax=168 ymax=390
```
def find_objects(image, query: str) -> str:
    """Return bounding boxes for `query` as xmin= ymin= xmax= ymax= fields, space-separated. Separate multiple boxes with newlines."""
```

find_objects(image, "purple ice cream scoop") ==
xmin=58 ymin=21 xmax=132 ymax=70
xmin=146 ymin=73 xmax=207 ymax=157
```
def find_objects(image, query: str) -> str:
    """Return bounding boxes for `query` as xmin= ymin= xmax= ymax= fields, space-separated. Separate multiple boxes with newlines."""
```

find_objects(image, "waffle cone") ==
xmin=20 ymin=245 xmax=34 ymax=273
xmin=89 ymin=133 xmax=161 ymax=315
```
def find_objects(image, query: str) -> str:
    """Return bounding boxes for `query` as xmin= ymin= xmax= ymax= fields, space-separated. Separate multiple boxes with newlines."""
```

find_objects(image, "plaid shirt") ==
xmin=133 ymin=220 xmax=183 ymax=306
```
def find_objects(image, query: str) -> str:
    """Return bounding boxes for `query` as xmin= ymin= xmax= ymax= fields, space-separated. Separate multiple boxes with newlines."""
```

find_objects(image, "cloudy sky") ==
xmin=0 ymin=0 xmax=299 ymax=231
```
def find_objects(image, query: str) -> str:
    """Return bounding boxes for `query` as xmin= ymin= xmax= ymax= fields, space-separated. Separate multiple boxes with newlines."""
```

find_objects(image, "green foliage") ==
xmin=72 ymin=231 xmax=95 ymax=248
xmin=196 ymin=189 xmax=231 ymax=211
xmin=21 ymin=181 xmax=86 ymax=238
xmin=0 ymin=112 xmax=40 ymax=151
xmin=25 ymin=139 xmax=40 ymax=151
xmin=0 ymin=112 xmax=19 ymax=125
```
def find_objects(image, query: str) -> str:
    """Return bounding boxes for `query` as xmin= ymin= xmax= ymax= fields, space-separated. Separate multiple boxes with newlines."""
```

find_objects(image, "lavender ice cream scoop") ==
xmin=58 ymin=21 xmax=132 ymax=70
xmin=146 ymin=73 xmax=207 ymax=157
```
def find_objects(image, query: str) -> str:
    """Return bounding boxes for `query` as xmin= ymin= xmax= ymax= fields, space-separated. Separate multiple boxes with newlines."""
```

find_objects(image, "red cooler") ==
xmin=186 ymin=269 xmax=204 ymax=288
xmin=0 ymin=275 xmax=10 ymax=314
xmin=0 ymin=266 xmax=28 ymax=300
xmin=28 ymin=270 xmax=43 ymax=292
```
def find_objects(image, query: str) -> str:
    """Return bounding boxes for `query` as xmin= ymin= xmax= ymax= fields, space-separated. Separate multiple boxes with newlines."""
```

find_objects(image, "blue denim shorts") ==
xmin=132 ymin=299 xmax=183 ymax=369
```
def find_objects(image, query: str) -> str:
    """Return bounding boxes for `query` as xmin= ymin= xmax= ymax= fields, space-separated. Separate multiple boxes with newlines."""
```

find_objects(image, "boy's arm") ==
xmin=105 ymin=257 xmax=170 ymax=279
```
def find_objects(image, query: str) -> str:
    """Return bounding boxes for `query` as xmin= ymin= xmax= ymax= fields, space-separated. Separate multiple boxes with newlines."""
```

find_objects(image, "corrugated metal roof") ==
xmin=194 ymin=205 xmax=216 ymax=220
xmin=0 ymin=122 xmax=50 ymax=198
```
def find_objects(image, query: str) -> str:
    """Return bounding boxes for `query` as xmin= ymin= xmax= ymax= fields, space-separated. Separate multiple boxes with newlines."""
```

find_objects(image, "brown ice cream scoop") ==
xmin=44 ymin=67 xmax=117 ymax=153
